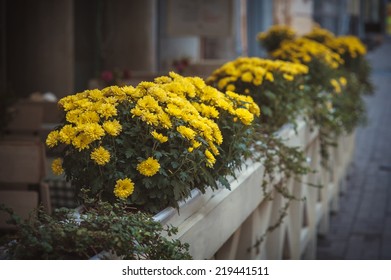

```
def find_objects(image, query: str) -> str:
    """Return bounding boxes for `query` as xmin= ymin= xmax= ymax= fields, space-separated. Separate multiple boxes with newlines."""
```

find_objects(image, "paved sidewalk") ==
xmin=316 ymin=38 xmax=391 ymax=259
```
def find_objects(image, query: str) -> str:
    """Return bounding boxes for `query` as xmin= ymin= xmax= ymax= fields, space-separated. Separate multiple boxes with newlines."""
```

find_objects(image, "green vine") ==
xmin=0 ymin=193 xmax=191 ymax=260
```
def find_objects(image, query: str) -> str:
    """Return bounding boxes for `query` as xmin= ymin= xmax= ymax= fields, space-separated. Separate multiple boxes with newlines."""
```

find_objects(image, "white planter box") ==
xmin=153 ymin=119 xmax=355 ymax=259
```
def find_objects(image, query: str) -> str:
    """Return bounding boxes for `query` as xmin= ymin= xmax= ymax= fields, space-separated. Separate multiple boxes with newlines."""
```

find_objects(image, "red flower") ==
xmin=101 ymin=70 xmax=114 ymax=83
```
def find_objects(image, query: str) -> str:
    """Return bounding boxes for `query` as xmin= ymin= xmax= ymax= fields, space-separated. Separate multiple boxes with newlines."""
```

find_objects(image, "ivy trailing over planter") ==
xmin=0 ymin=195 xmax=191 ymax=260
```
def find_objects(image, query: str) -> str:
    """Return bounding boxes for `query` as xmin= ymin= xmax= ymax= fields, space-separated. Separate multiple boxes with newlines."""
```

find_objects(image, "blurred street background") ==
xmin=317 ymin=37 xmax=391 ymax=259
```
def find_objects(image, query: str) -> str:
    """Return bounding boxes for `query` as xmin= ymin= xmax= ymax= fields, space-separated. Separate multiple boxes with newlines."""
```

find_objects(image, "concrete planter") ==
xmin=153 ymin=120 xmax=354 ymax=259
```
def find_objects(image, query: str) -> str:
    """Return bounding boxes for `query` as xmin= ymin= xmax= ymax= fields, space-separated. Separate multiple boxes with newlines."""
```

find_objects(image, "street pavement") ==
xmin=316 ymin=37 xmax=391 ymax=259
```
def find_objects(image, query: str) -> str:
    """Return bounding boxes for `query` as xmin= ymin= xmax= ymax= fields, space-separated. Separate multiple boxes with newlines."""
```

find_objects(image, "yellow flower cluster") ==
xmin=207 ymin=57 xmax=309 ymax=92
xmin=325 ymin=36 xmax=367 ymax=58
xmin=330 ymin=76 xmax=347 ymax=94
xmin=46 ymin=86 xmax=126 ymax=152
xmin=257 ymin=25 xmax=296 ymax=41
xmin=51 ymin=158 xmax=64 ymax=175
xmin=128 ymin=78 xmax=217 ymax=165
xmin=304 ymin=26 xmax=335 ymax=43
xmin=205 ymin=149 xmax=216 ymax=168
xmin=128 ymin=72 xmax=259 ymax=167
xmin=151 ymin=130 xmax=168 ymax=143
xmin=271 ymin=38 xmax=344 ymax=69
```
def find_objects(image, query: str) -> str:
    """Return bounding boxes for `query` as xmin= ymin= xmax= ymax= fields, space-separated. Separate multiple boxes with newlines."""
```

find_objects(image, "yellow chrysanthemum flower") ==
xmin=283 ymin=73 xmax=294 ymax=81
xmin=103 ymin=120 xmax=122 ymax=136
xmin=79 ymin=111 xmax=100 ymax=124
xmin=89 ymin=89 xmax=104 ymax=100
xmin=59 ymin=125 xmax=77 ymax=144
xmin=235 ymin=108 xmax=254 ymax=125
xmin=46 ymin=130 xmax=60 ymax=148
xmin=198 ymin=104 xmax=219 ymax=119
xmin=339 ymin=76 xmax=347 ymax=86
xmin=241 ymin=72 xmax=253 ymax=83
xmin=90 ymin=146 xmax=111 ymax=166
xmin=72 ymin=134 xmax=93 ymax=151
xmin=164 ymin=103 xmax=182 ymax=118
xmin=137 ymin=157 xmax=160 ymax=177
xmin=97 ymin=103 xmax=117 ymax=119
xmin=248 ymin=102 xmax=261 ymax=117
xmin=51 ymin=158 xmax=64 ymax=175
xmin=75 ymin=98 xmax=93 ymax=110
xmin=188 ymin=140 xmax=202 ymax=152
xmin=177 ymin=125 xmax=196 ymax=141
xmin=217 ymin=77 xmax=231 ymax=90
xmin=151 ymin=130 xmax=168 ymax=143
xmin=58 ymin=96 xmax=76 ymax=111
xmin=113 ymin=178 xmax=135 ymax=199
xmin=265 ymin=72 xmax=274 ymax=82
xmin=330 ymin=79 xmax=341 ymax=94
xmin=157 ymin=112 xmax=173 ymax=129
xmin=142 ymin=112 xmax=159 ymax=126
xmin=208 ymin=142 xmax=220 ymax=156
xmin=148 ymin=86 xmax=168 ymax=102
xmin=205 ymin=149 xmax=216 ymax=168
xmin=138 ymin=95 xmax=160 ymax=111
xmin=79 ymin=123 xmax=105 ymax=141
xmin=226 ymin=84 xmax=236 ymax=91
xmin=65 ymin=109 xmax=82 ymax=124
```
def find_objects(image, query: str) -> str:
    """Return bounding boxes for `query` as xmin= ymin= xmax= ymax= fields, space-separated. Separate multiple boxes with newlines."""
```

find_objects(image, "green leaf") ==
xmin=265 ymin=91 xmax=276 ymax=100
xmin=153 ymin=151 xmax=163 ymax=159
xmin=125 ymin=148 xmax=134 ymax=159
xmin=261 ymin=105 xmax=272 ymax=117
xmin=218 ymin=176 xmax=230 ymax=189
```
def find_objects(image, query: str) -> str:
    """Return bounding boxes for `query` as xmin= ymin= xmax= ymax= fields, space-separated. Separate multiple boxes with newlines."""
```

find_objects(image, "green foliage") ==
xmin=0 ymin=196 xmax=191 ymax=260
xmin=252 ymin=128 xmax=312 ymax=197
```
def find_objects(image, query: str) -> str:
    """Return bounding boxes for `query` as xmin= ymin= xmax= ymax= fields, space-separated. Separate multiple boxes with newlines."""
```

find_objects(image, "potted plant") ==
xmin=206 ymin=56 xmax=312 ymax=233
xmin=46 ymin=72 xmax=259 ymax=213
xmin=269 ymin=36 xmax=347 ymax=161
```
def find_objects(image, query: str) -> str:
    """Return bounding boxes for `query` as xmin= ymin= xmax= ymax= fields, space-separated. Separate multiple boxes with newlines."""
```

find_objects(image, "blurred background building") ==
xmin=0 ymin=0 xmax=389 ymax=101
